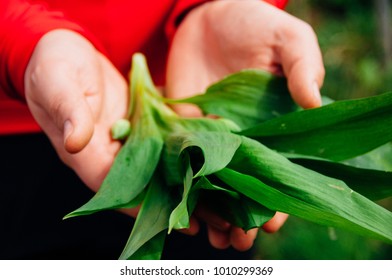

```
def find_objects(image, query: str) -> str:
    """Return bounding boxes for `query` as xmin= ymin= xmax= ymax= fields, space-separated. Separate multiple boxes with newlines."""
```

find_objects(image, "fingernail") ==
xmin=313 ymin=82 xmax=322 ymax=107
xmin=64 ymin=120 xmax=73 ymax=144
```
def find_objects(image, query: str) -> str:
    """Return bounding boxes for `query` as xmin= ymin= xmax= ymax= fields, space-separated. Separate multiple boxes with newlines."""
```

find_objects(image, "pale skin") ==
xmin=24 ymin=0 xmax=324 ymax=253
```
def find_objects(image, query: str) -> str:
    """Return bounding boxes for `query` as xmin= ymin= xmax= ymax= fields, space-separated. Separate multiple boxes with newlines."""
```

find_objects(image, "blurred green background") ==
xmin=254 ymin=0 xmax=392 ymax=260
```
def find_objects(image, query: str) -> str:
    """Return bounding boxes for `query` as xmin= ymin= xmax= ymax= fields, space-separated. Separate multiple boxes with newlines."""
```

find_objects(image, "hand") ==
xmin=166 ymin=0 xmax=325 ymax=250
xmin=24 ymin=30 xmax=137 ymax=216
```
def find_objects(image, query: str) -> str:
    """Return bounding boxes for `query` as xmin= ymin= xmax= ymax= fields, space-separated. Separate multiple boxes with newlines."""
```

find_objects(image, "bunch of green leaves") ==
xmin=64 ymin=53 xmax=392 ymax=260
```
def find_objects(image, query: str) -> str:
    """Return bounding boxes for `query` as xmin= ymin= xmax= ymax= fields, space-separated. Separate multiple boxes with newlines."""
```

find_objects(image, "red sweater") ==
xmin=0 ymin=0 xmax=287 ymax=135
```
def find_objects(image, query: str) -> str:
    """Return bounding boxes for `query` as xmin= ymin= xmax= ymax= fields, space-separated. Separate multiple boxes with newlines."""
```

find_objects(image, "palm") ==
xmin=166 ymin=1 xmax=324 ymax=109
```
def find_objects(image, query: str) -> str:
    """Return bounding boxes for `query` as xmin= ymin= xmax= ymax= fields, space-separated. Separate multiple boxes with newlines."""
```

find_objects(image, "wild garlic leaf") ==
xmin=167 ymin=70 xmax=298 ymax=130
xmin=126 ymin=231 xmax=167 ymax=260
xmin=161 ymin=117 xmax=239 ymax=187
xmin=221 ymin=137 xmax=392 ymax=243
xmin=184 ymin=175 xmax=242 ymax=218
xmin=178 ymin=131 xmax=242 ymax=178
xmin=241 ymin=92 xmax=392 ymax=161
xmin=217 ymin=167 xmax=392 ymax=244
xmin=199 ymin=176 xmax=275 ymax=231
xmin=166 ymin=131 xmax=242 ymax=231
xmin=289 ymin=157 xmax=392 ymax=201
xmin=168 ymin=153 xmax=194 ymax=232
xmin=344 ymin=142 xmax=392 ymax=171
xmin=119 ymin=171 xmax=174 ymax=260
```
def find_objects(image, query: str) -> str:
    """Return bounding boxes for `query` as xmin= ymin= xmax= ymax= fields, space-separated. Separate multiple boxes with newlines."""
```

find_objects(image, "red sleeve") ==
xmin=165 ymin=0 xmax=212 ymax=43
xmin=264 ymin=0 xmax=289 ymax=9
xmin=0 ymin=0 xmax=104 ymax=100
xmin=165 ymin=0 xmax=288 ymax=43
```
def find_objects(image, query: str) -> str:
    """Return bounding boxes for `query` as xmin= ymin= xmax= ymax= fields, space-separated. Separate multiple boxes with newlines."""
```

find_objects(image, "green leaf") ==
xmin=168 ymin=70 xmax=298 ymax=130
xmin=344 ymin=142 xmax=392 ymax=171
xmin=161 ymin=119 xmax=237 ymax=187
xmin=126 ymin=231 xmax=167 ymax=260
xmin=64 ymin=111 xmax=163 ymax=218
xmin=119 ymin=171 xmax=175 ymax=260
xmin=241 ymin=92 xmax=392 ymax=161
xmin=128 ymin=53 xmax=162 ymax=118
xmin=217 ymin=168 xmax=392 ymax=244
xmin=167 ymin=131 xmax=242 ymax=231
xmin=180 ymin=131 xmax=242 ymax=177
xmin=168 ymin=153 xmax=194 ymax=232
xmin=289 ymin=157 xmax=392 ymax=201
xmin=199 ymin=176 xmax=275 ymax=231
xmin=220 ymin=137 xmax=392 ymax=243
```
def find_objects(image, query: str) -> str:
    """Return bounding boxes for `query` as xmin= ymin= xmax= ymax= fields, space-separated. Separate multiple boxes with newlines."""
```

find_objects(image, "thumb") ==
xmin=59 ymin=95 xmax=95 ymax=154
xmin=25 ymin=71 xmax=96 ymax=154
xmin=278 ymin=21 xmax=325 ymax=109
xmin=286 ymin=61 xmax=324 ymax=109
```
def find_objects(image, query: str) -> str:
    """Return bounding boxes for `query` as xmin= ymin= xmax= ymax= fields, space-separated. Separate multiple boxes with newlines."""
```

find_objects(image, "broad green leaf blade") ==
xmin=167 ymin=70 xmax=297 ymax=130
xmin=289 ymin=157 xmax=392 ymax=201
xmin=223 ymin=137 xmax=392 ymax=243
xmin=119 ymin=171 xmax=174 ymax=260
xmin=241 ymin=92 xmax=392 ymax=161
xmin=217 ymin=168 xmax=392 ymax=244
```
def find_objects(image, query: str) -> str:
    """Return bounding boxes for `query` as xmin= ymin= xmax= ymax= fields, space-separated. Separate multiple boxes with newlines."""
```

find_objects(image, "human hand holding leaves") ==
xmin=65 ymin=54 xmax=392 ymax=259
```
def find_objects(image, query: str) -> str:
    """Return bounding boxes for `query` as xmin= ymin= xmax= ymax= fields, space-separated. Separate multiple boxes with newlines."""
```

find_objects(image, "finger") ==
xmin=61 ymin=99 xmax=95 ymax=153
xmin=120 ymin=206 xmax=140 ymax=218
xmin=178 ymin=215 xmax=200 ymax=236
xmin=194 ymin=205 xmax=231 ymax=232
xmin=207 ymin=225 xmax=231 ymax=250
xmin=278 ymin=19 xmax=325 ymax=109
xmin=230 ymin=227 xmax=258 ymax=251
xmin=25 ymin=60 xmax=97 ymax=154
xmin=262 ymin=212 xmax=289 ymax=233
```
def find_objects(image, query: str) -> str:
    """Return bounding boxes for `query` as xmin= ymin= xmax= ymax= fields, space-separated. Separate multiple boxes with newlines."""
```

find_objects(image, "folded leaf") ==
xmin=162 ymin=129 xmax=240 ymax=186
xmin=167 ymin=131 xmax=242 ymax=231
